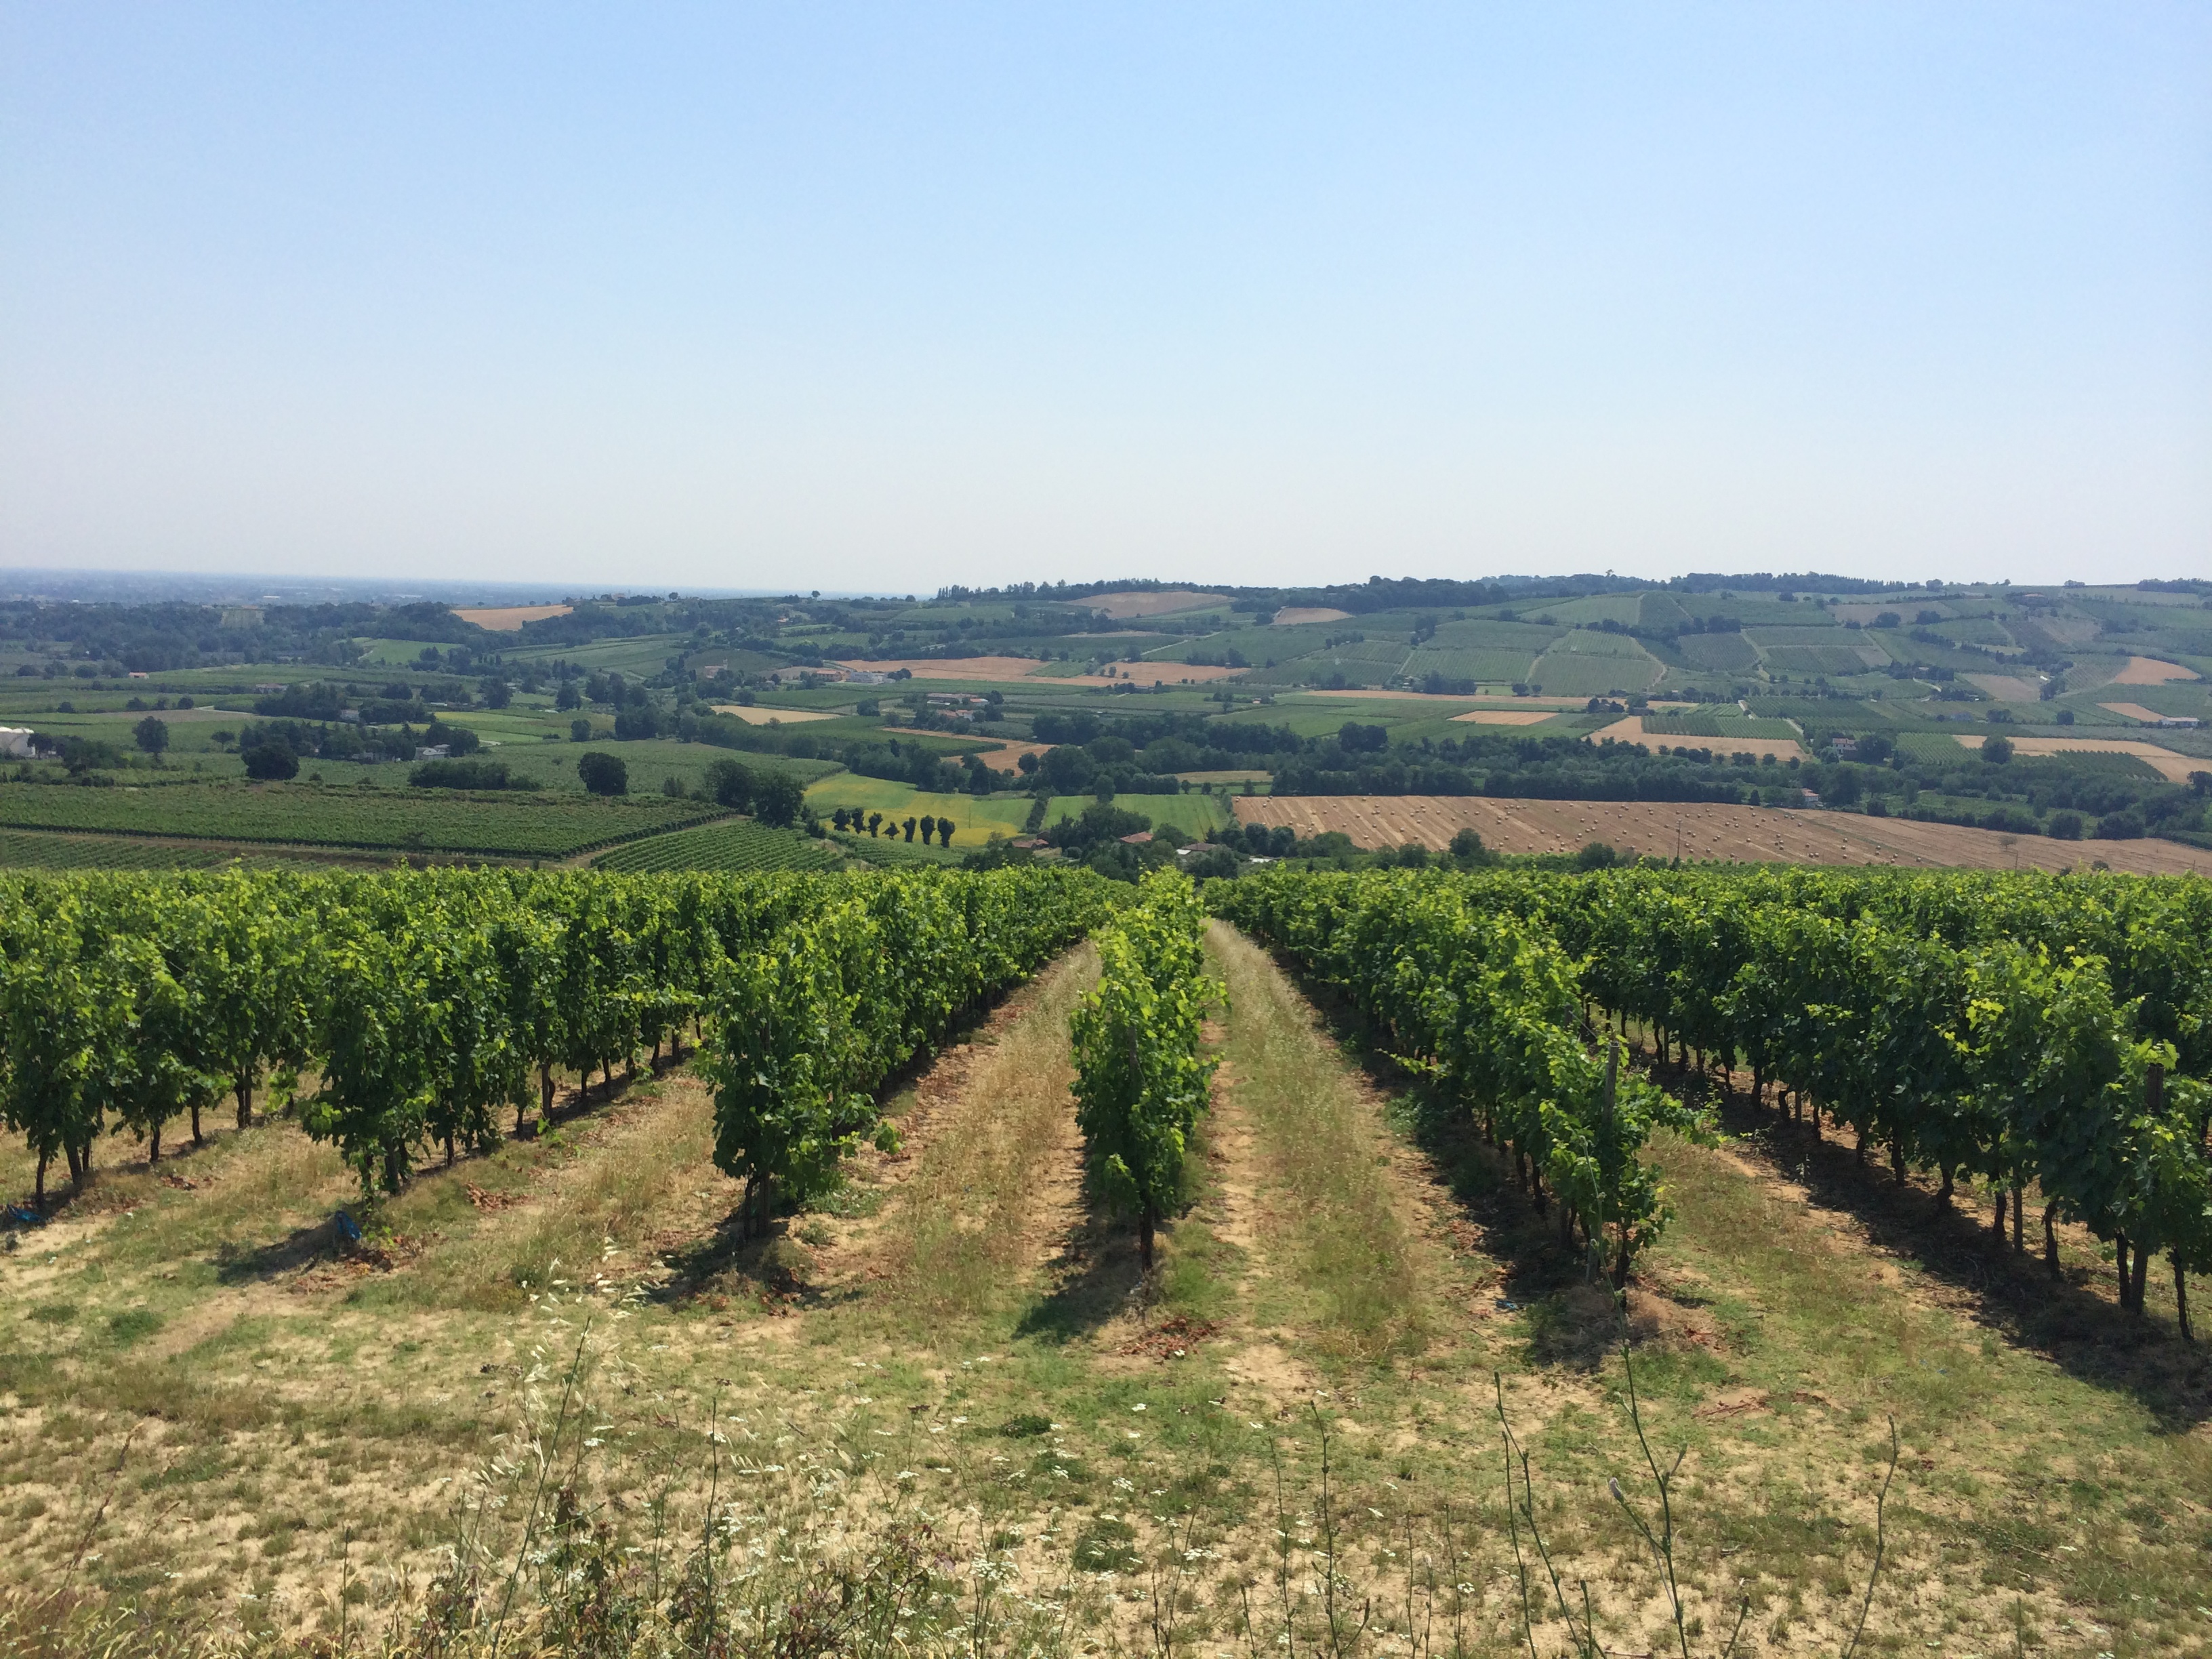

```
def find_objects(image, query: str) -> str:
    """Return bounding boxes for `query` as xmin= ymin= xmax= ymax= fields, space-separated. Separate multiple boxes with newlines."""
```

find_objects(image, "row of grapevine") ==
xmin=1532 ymin=866 xmax=2211 ymax=1326
xmin=1070 ymin=870 xmax=1222 ymax=1269
xmin=703 ymin=867 xmax=1116 ymax=1235
xmin=0 ymin=866 xmax=1112 ymax=1211
xmin=1212 ymin=867 xmax=1697 ymax=1286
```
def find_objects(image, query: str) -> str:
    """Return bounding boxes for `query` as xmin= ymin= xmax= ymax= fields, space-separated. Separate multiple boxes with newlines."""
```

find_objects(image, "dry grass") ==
xmin=878 ymin=945 xmax=1098 ymax=1319
xmin=1205 ymin=923 xmax=1430 ymax=1359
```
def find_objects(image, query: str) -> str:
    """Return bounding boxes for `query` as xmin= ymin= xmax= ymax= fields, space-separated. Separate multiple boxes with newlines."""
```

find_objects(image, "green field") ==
xmin=455 ymin=737 xmax=843 ymax=796
xmin=0 ymin=781 xmax=717 ymax=856
xmin=804 ymin=775 xmax=1038 ymax=840
xmin=590 ymin=817 xmax=843 ymax=872
xmin=1042 ymin=790 xmax=1228 ymax=838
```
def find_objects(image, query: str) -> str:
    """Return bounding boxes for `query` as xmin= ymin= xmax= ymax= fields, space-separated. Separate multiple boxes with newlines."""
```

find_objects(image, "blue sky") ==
xmin=3 ymin=3 xmax=2205 ymax=592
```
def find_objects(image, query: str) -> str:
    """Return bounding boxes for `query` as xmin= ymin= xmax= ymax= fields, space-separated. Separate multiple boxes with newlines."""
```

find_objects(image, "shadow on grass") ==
xmin=1657 ymin=1048 xmax=2212 ymax=1433
xmin=1012 ymin=1164 xmax=1148 ymax=1345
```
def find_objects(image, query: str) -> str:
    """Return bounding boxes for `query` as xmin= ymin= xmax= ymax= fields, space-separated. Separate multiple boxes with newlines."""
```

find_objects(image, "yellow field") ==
xmin=1591 ymin=714 xmax=1809 ymax=763
xmin=1232 ymin=794 xmax=2212 ymax=874
xmin=712 ymin=703 xmax=838 ymax=724
xmin=452 ymin=603 xmax=571 ymax=630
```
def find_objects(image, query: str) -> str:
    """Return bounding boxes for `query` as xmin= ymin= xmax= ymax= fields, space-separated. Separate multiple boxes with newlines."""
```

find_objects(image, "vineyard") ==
xmin=1221 ymin=864 xmax=2212 ymax=1330
xmin=3 ymin=859 xmax=2211 ymax=1658
xmin=0 ymin=781 xmax=719 ymax=857
xmin=0 ymin=830 xmax=354 ymax=871
xmin=0 ymin=865 xmax=1113 ymax=1202
xmin=589 ymin=817 xmax=844 ymax=873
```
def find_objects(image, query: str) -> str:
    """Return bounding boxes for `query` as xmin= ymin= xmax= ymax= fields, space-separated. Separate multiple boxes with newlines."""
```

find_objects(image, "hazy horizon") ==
xmin=5 ymin=5 xmax=2207 ymax=593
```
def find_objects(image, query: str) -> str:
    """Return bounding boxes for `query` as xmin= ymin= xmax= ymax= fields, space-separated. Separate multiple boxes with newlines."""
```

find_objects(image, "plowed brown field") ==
xmin=1233 ymin=795 xmax=2212 ymax=875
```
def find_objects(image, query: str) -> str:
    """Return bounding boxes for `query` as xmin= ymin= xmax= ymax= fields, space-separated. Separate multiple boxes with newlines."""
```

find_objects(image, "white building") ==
xmin=0 ymin=728 xmax=33 ymax=760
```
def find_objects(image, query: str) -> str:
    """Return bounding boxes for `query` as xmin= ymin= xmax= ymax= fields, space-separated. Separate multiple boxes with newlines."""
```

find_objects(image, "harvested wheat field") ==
xmin=712 ymin=702 xmax=839 ymax=723
xmin=1590 ymin=714 xmax=1809 ymax=763
xmin=2110 ymin=655 xmax=2200 ymax=685
xmin=1270 ymin=605 xmax=1352 ymax=626
xmin=451 ymin=603 xmax=571 ymax=630
xmin=1234 ymin=793 xmax=2212 ymax=874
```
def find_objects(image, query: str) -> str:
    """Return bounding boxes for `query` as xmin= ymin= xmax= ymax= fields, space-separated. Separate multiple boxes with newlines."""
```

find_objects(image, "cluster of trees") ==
xmin=705 ymin=867 xmax=1113 ymax=1235
xmin=0 ymin=867 xmax=1109 ymax=1216
xmin=1271 ymin=731 xmax=1764 ymax=804
xmin=0 ymin=598 xmax=489 ymax=675
xmin=1070 ymin=871 xmax=1221 ymax=1269
xmin=842 ymin=738 xmax=1003 ymax=796
xmin=1216 ymin=868 xmax=1697 ymax=1286
xmin=1537 ymin=865 xmax=2212 ymax=1330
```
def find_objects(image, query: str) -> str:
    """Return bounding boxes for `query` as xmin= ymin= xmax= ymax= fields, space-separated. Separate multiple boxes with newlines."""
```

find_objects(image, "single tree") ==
xmin=902 ymin=816 xmax=918 ymax=842
xmin=132 ymin=714 xmax=169 ymax=758
xmin=703 ymin=756 xmax=753 ymax=809
xmin=867 ymin=811 xmax=884 ymax=836
xmin=752 ymin=770 xmax=804 ymax=827
xmin=578 ymin=751 xmax=628 ymax=796
xmin=242 ymin=743 xmax=299 ymax=781
xmin=937 ymin=819 xmax=957 ymax=847
xmin=918 ymin=815 xmax=937 ymax=844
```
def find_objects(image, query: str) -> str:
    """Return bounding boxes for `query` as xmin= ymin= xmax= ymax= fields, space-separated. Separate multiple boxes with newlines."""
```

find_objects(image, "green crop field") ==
xmin=803 ymin=775 xmax=1036 ymax=840
xmin=0 ymin=781 xmax=717 ymax=855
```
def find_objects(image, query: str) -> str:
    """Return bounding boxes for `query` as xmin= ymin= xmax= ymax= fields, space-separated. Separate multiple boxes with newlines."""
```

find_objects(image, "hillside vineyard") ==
xmin=0 ymin=867 xmax=1113 ymax=1205
xmin=6 ymin=863 xmax=2204 ymax=1326
xmin=1223 ymin=865 xmax=2212 ymax=1327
